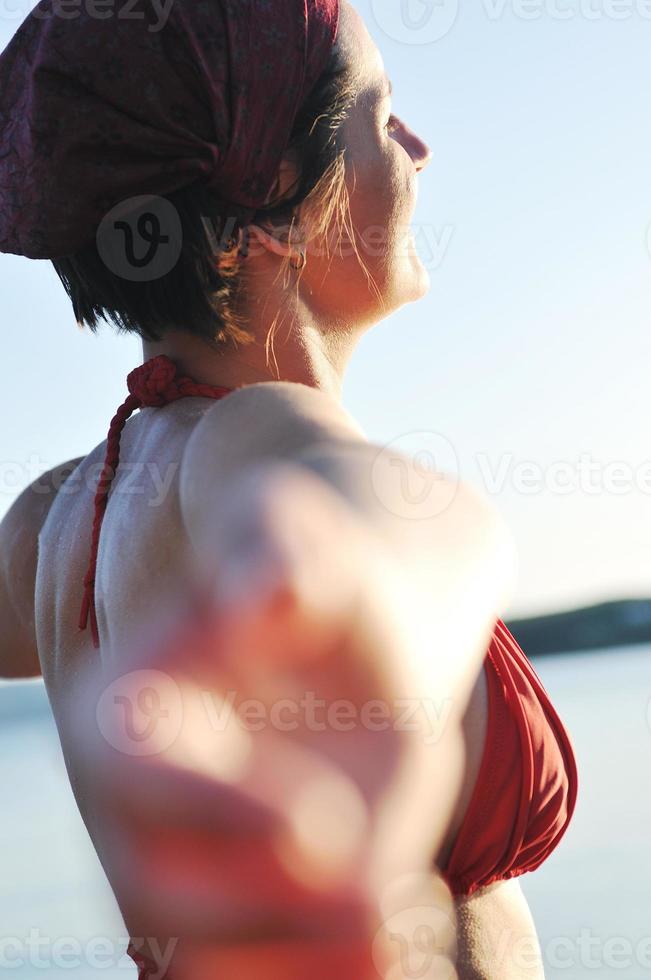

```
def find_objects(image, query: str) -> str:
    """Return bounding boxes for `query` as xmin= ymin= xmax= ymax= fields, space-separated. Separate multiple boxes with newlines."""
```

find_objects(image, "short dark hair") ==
xmin=52 ymin=45 xmax=355 ymax=348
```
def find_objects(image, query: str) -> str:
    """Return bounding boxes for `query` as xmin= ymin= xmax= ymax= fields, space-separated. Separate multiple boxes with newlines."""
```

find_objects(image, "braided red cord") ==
xmin=78 ymin=393 xmax=140 ymax=645
xmin=79 ymin=356 xmax=234 ymax=648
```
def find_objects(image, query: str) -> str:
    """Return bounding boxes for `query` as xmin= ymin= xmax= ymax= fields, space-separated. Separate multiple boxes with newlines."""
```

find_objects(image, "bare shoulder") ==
xmin=0 ymin=458 xmax=84 ymax=678
xmin=178 ymin=381 xmax=367 ymax=528
xmin=178 ymin=381 xmax=514 ymax=637
xmin=183 ymin=380 xmax=367 ymax=467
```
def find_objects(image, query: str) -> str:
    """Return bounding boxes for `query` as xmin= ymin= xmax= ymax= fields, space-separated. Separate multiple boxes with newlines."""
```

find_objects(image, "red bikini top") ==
xmin=440 ymin=619 xmax=579 ymax=899
xmin=79 ymin=355 xmax=235 ymax=647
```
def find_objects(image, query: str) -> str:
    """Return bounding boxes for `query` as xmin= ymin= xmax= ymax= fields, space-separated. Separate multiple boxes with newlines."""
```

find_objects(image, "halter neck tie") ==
xmin=79 ymin=355 xmax=234 ymax=648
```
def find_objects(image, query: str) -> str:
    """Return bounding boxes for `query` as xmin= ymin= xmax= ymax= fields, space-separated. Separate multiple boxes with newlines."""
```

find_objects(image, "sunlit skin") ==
xmin=0 ymin=3 xmax=540 ymax=979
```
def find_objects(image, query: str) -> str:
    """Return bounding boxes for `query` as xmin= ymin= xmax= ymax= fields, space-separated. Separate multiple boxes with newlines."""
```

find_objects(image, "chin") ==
xmin=390 ymin=252 xmax=432 ymax=308
xmin=342 ymin=251 xmax=431 ymax=328
xmin=410 ymin=260 xmax=432 ymax=301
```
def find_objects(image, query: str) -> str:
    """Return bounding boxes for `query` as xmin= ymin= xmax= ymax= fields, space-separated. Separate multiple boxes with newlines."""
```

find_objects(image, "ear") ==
xmin=247 ymin=223 xmax=294 ymax=259
xmin=246 ymin=152 xmax=304 ymax=259
xmin=270 ymin=150 xmax=301 ymax=203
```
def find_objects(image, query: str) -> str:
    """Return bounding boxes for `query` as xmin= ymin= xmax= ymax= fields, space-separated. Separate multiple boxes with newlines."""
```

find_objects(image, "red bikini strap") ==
xmin=79 ymin=355 xmax=234 ymax=649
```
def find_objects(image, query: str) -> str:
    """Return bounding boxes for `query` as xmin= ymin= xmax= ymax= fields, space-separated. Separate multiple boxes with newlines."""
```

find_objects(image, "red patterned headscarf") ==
xmin=0 ymin=0 xmax=340 ymax=259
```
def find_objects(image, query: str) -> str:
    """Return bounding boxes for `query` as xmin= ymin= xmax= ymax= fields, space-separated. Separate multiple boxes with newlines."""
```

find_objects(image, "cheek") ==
xmin=346 ymin=146 xmax=412 ymax=264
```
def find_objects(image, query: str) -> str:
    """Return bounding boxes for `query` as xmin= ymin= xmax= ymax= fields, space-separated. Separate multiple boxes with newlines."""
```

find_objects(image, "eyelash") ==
xmin=385 ymin=115 xmax=400 ymax=135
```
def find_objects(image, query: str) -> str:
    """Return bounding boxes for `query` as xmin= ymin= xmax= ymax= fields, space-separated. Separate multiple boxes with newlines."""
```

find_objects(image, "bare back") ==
xmin=33 ymin=386 xmax=542 ymax=980
xmin=37 ymin=398 xmax=215 ymax=681
xmin=34 ymin=398 xmax=225 ymax=940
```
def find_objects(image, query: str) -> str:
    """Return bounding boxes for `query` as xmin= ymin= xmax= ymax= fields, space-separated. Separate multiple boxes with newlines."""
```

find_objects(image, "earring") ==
xmin=290 ymin=246 xmax=306 ymax=272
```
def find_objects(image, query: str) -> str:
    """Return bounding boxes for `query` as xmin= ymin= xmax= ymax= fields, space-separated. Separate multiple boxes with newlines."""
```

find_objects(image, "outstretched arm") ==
xmin=0 ymin=458 xmax=83 ymax=678
xmin=180 ymin=380 xmax=514 ymax=705
xmin=68 ymin=381 xmax=514 ymax=979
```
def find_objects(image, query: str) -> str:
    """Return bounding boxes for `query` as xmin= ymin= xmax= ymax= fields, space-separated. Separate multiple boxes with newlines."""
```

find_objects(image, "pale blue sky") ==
xmin=2 ymin=0 xmax=651 ymax=616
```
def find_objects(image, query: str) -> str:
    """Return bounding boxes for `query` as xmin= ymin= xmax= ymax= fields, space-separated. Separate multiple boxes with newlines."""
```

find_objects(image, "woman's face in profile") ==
xmin=305 ymin=0 xmax=434 ymax=327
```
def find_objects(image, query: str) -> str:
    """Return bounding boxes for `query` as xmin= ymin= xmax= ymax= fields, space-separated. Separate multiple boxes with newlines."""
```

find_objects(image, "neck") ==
xmin=142 ymin=314 xmax=360 ymax=402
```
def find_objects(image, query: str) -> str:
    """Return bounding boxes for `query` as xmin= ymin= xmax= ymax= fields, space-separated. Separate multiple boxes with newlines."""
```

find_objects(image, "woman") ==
xmin=0 ymin=0 xmax=577 ymax=977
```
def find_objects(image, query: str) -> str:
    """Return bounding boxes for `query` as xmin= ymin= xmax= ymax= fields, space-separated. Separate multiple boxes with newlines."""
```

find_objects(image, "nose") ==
xmin=400 ymin=121 xmax=432 ymax=173
xmin=415 ymin=140 xmax=432 ymax=173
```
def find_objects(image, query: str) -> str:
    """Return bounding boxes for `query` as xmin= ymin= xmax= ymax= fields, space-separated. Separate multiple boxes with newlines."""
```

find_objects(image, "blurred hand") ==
xmin=68 ymin=461 xmax=507 ymax=978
